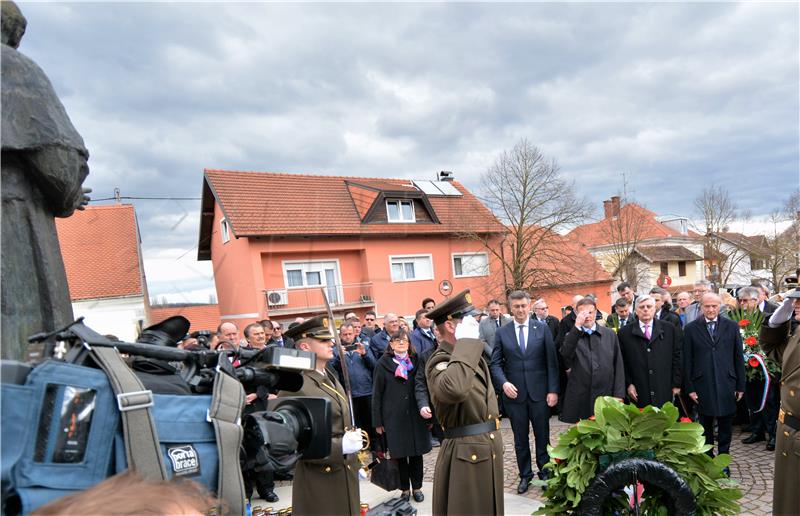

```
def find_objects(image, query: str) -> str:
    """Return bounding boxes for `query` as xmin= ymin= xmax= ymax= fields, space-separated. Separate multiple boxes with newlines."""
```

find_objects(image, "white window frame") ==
xmin=452 ymin=252 xmax=489 ymax=278
xmin=388 ymin=254 xmax=434 ymax=283
xmin=281 ymin=259 xmax=343 ymax=291
xmin=220 ymin=218 xmax=230 ymax=243
xmin=386 ymin=199 xmax=415 ymax=223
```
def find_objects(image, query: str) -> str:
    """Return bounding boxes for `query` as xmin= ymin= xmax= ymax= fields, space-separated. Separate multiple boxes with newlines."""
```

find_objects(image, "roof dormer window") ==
xmin=386 ymin=199 xmax=415 ymax=223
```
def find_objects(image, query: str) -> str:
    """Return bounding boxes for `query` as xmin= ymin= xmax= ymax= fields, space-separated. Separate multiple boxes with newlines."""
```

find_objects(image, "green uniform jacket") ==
xmin=761 ymin=321 xmax=800 ymax=515
xmin=426 ymin=337 xmax=504 ymax=515
xmin=278 ymin=369 xmax=360 ymax=515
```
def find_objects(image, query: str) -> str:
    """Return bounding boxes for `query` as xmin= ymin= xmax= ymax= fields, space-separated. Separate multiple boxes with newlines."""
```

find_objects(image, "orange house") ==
xmin=197 ymin=170 xmax=507 ymax=328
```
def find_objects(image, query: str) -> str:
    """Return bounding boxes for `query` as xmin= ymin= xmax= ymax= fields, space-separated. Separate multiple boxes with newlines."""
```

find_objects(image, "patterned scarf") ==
xmin=393 ymin=353 xmax=413 ymax=380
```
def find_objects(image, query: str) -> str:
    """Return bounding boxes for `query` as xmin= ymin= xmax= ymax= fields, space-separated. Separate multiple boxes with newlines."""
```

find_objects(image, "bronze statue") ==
xmin=1 ymin=1 xmax=91 ymax=359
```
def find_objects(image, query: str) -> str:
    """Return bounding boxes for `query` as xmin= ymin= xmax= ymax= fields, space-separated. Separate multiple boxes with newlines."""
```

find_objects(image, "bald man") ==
xmin=684 ymin=293 xmax=745 ymax=472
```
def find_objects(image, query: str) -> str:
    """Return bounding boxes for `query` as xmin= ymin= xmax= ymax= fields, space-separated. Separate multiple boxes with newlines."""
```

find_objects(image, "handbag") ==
xmin=369 ymin=434 xmax=401 ymax=492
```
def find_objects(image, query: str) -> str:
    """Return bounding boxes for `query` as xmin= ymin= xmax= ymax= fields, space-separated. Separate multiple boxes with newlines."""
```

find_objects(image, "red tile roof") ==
xmin=518 ymin=227 xmax=614 ymax=286
xmin=202 ymin=169 xmax=506 ymax=237
xmin=567 ymin=203 xmax=698 ymax=248
xmin=149 ymin=304 xmax=221 ymax=333
xmin=56 ymin=204 xmax=144 ymax=301
xmin=347 ymin=184 xmax=380 ymax=220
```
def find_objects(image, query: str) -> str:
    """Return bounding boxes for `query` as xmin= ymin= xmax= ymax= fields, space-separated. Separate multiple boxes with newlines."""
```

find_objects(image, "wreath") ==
xmin=534 ymin=397 xmax=742 ymax=515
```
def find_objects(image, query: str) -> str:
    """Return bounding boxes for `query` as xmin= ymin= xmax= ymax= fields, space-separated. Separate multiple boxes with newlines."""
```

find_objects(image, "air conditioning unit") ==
xmin=267 ymin=289 xmax=289 ymax=307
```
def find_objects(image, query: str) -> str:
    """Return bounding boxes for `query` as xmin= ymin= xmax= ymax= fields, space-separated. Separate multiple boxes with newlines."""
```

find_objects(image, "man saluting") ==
xmin=425 ymin=290 xmax=504 ymax=515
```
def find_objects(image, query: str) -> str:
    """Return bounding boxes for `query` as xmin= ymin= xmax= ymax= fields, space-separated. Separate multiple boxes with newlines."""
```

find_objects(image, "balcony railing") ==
xmin=265 ymin=282 xmax=375 ymax=316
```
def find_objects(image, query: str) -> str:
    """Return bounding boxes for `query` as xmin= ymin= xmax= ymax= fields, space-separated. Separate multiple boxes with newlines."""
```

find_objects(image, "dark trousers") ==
xmin=352 ymin=395 xmax=376 ymax=449
xmin=745 ymin=378 xmax=779 ymax=439
xmin=699 ymin=414 xmax=734 ymax=456
xmin=243 ymin=468 xmax=274 ymax=499
xmin=396 ymin=455 xmax=424 ymax=491
xmin=507 ymin=396 xmax=550 ymax=479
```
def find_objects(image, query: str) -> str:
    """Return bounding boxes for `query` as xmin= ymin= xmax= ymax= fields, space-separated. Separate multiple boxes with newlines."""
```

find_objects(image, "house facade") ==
xmin=197 ymin=170 xmax=507 ymax=328
xmin=55 ymin=204 xmax=149 ymax=341
xmin=568 ymin=197 xmax=706 ymax=297
xmin=705 ymin=232 xmax=773 ymax=289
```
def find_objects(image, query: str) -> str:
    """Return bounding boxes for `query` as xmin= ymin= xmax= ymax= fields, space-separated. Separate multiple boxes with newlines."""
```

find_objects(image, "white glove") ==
xmin=342 ymin=429 xmax=363 ymax=454
xmin=768 ymin=297 xmax=795 ymax=327
xmin=455 ymin=315 xmax=480 ymax=340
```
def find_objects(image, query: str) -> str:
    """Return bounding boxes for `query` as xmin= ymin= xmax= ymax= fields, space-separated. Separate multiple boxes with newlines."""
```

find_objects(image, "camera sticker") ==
xmin=52 ymin=386 xmax=96 ymax=463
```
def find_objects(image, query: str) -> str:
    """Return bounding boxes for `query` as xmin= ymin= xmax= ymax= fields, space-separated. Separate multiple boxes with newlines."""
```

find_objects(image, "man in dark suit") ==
xmin=410 ymin=308 xmax=437 ymax=356
xmin=266 ymin=320 xmax=295 ymax=348
xmin=651 ymin=287 xmax=682 ymax=330
xmin=618 ymin=295 xmax=682 ymax=408
xmin=606 ymin=298 xmax=633 ymax=330
xmin=490 ymin=290 xmax=559 ymax=493
xmin=684 ymin=293 xmax=745 ymax=470
xmin=532 ymin=298 xmax=560 ymax=340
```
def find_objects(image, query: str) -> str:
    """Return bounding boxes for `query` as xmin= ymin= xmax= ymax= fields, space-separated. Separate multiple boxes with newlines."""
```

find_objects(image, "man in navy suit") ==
xmin=684 ymin=292 xmax=745 ymax=471
xmin=490 ymin=290 xmax=559 ymax=493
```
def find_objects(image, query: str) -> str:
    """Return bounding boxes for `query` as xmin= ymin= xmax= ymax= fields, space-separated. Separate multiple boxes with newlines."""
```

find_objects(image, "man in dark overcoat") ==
xmin=684 ymin=293 xmax=745 ymax=463
xmin=425 ymin=290 xmax=504 ymax=515
xmin=490 ymin=290 xmax=558 ymax=493
xmin=277 ymin=316 xmax=362 ymax=515
xmin=761 ymin=290 xmax=800 ymax=515
xmin=560 ymin=297 xmax=626 ymax=423
xmin=618 ymin=295 xmax=682 ymax=408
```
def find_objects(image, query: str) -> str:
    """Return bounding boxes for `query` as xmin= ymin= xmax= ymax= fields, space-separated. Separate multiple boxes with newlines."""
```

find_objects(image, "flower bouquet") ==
xmin=727 ymin=308 xmax=781 ymax=383
xmin=534 ymin=397 xmax=741 ymax=515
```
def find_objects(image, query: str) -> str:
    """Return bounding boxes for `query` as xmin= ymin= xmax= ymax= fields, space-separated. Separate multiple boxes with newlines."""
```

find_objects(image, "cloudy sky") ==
xmin=17 ymin=2 xmax=799 ymax=302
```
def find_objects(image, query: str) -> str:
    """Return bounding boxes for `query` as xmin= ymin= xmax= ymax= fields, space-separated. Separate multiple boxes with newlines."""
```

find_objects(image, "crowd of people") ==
xmin=167 ymin=280 xmax=799 ymax=513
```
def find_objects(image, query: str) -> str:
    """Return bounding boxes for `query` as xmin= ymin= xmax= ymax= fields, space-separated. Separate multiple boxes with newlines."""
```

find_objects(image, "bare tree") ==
xmin=763 ymin=189 xmax=800 ymax=290
xmin=467 ymin=138 xmax=592 ymax=294
xmin=694 ymin=185 xmax=750 ymax=287
xmin=597 ymin=197 xmax=650 ymax=289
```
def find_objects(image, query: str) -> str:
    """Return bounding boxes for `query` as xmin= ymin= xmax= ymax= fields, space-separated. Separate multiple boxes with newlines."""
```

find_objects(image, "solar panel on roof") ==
xmin=432 ymin=181 xmax=462 ymax=196
xmin=413 ymin=180 xmax=445 ymax=195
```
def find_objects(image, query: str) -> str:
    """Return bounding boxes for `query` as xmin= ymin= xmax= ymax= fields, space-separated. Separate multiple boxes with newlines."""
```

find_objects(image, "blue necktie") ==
xmin=707 ymin=321 xmax=716 ymax=338
xmin=518 ymin=324 xmax=526 ymax=353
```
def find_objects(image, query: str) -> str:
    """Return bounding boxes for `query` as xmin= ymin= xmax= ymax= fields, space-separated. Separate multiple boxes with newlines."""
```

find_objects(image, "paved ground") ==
xmin=265 ymin=416 xmax=775 ymax=515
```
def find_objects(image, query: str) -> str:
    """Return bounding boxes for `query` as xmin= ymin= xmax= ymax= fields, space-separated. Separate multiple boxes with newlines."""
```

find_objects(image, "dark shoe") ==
xmin=538 ymin=469 xmax=552 ymax=481
xmin=430 ymin=437 xmax=441 ymax=448
xmin=766 ymin=437 xmax=776 ymax=451
xmin=261 ymin=490 xmax=279 ymax=503
xmin=722 ymin=467 xmax=730 ymax=477
xmin=741 ymin=433 xmax=765 ymax=444
xmin=517 ymin=478 xmax=531 ymax=494
xmin=412 ymin=490 xmax=424 ymax=502
xmin=401 ymin=490 xmax=410 ymax=501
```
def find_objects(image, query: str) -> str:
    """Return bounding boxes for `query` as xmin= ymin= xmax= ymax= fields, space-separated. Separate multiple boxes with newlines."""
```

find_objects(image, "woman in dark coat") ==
xmin=372 ymin=329 xmax=432 ymax=502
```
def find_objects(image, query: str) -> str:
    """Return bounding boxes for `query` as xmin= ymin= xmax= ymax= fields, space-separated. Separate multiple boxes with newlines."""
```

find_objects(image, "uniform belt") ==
xmin=778 ymin=408 xmax=800 ymax=431
xmin=443 ymin=419 xmax=500 ymax=439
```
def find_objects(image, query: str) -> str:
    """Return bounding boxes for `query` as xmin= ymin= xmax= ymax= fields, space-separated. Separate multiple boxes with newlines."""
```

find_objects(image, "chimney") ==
xmin=610 ymin=196 xmax=621 ymax=217
xmin=437 ymin=170 xmax=454 ymax=181
xmin=603 ymin=200 xmax=613 ymax=219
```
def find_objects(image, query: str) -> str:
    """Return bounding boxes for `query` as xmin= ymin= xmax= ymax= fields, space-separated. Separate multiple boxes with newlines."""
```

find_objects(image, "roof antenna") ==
xmin=113 ymin=187 xmax=121 ymax=203
xmin=437 ymin=170 xmax=454 ymax=181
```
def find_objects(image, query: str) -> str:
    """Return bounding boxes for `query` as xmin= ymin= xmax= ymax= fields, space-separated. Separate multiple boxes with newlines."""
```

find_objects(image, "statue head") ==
xmin=1 ymin=1 xmax=27 ymax=49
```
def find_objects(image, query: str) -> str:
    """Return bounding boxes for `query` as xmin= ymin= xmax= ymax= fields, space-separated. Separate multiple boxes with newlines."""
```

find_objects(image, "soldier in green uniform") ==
xmin=278 ymin=315 xmax=363 ymax=515
xmin=760 ymin=289 xmax=800 ymax=515
xmin=425 ymin=289 xmax=504 ymax=515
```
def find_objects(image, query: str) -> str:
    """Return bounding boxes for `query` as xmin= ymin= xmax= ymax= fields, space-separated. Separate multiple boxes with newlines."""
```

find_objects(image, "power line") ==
xmin=92 ymin=196 xmax=200 ymax=201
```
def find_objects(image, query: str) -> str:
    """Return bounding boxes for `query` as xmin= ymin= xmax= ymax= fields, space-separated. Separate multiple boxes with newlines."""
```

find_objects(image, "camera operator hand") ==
xmin=355 ymin=342 xmax=366 ymax=356
xmin=342 ymin=428 xmax=363 ymax=454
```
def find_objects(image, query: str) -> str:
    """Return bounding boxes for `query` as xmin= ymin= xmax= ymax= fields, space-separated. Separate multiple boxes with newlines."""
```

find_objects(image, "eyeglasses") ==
xmin=365 ymin=317 xmax=375 ymax=321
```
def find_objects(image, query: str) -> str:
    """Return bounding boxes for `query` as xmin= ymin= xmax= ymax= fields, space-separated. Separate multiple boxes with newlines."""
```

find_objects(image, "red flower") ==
xmin=589 ymin=415 xmax=596 ymax=421
xmin=679 ymin=417 xmax=693 ymax=423
xmin=639 ymin=408 xmax=645 ymax=412
xmin=554 ymin=458 xmax=562 ymax=464
xmin=748 ymin=357 xmax=760 ymax=368
xmin=738 ymin=319 xmax=750 ymax=327
xmin=745 ymin=336 xmax=758 ymax=347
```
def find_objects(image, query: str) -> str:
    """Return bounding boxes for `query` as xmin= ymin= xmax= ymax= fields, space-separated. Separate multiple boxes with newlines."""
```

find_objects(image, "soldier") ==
xmin=761 ymin=289 xmax=800 ymax=515
xmin=425 ymin=290 xmax=504 ymax=515
xmin=277 ymin=315 xmax=363 ymax=515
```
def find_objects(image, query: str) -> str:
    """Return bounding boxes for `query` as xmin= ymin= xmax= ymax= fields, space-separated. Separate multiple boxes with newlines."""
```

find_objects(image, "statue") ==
xmin=1 ymin=1 xmax=91 ymax=360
